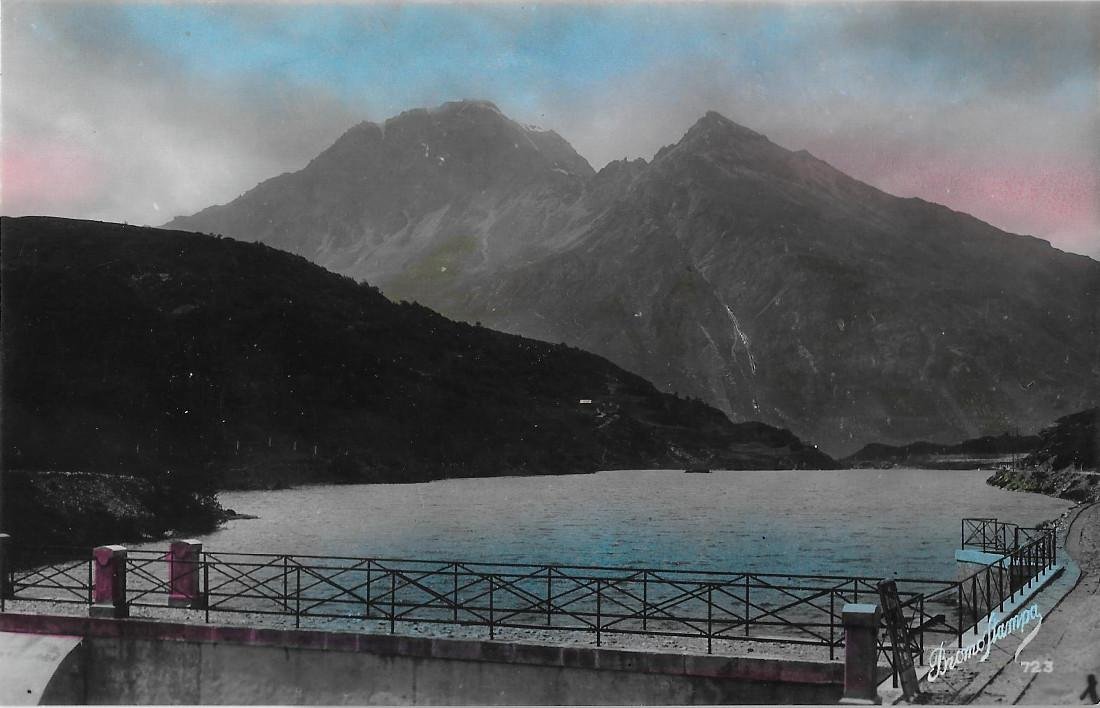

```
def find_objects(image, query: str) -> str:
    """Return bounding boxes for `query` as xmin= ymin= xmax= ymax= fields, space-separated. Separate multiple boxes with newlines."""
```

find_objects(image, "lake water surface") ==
xmin=181 ymin=469 xmax=1071 ymax=581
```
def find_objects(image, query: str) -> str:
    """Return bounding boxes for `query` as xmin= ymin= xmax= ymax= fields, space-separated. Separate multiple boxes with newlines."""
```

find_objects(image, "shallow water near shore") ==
xmin=171 ymin=468 xmax=1071 ymax=580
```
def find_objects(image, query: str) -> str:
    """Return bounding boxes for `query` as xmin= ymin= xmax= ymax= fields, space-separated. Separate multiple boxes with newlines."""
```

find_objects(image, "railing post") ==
xmin=641 ymin=571 xmax=648 ymax=631
xmin=956 ymin=583 xmax=962 ymax=648
xmin=488 ymin=575 xmax=495 ymax=640
xmin=707 ymin=584 xmax=713 ymax=655
xmin=390 ymin=571 xmax=396 ymax=634
xmin=168 ymin=539 xmax=203 ymax=608
xmin=546 ymin=567 xmax=552 ymax=626
xmin=295 ymin=565 xmax=301 ymax=629
xmin=918 ymin=594 xmax=925 ymax=665
xmin=595 ymin=578 xmax=601 ymax=647
xmin=90 ymin=545 xmax=128 ymax=618
xmin=971 ymin=575 xmax=978 ymax=628
xmin=744 ymin=576 xmax=750 ymax=637
xmin=0 ymin=533 xmax=11 ymax=604
xmin=283 ymin=556 xmax=289 ymax=613
xmin=841 ymin=603 xmax=882 ymax=705
xmin=365 ymin=561 xmax=372 ymax=620
xmin=984 ymin=566 xmax=991 ymax=618
xmin=1020 ymin=538 xmax=1029 ymax=589
xmin=455 ymin=564 xmax=461 ymax=625
xmin=998 ymin=558 xmax=1005 ymax=612
xmin=204 ymin=556 xmax=210 ymax=623
xmin=830 ymin=591 xmax=836 ymax=661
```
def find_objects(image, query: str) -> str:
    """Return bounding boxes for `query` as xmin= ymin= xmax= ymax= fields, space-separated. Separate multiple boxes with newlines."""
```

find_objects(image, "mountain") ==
xmin=0 ymin=216 xmax=834 ymax=498
xmin=170 ymin=101 xmax=601 ymax=298
xmin=168 ymin=102 xmax=1100 ymax=455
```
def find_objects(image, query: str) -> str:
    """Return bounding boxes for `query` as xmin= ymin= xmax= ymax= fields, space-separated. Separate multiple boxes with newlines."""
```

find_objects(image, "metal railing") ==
xmin=4 ymin=545 xmax=92 ymax=610
xmin=961 ymin=518 xmax=1052 ymax=556
xmin=2 ymin=518 xmax=1059 ymax=672
xmin=921 ymin=524 xmax=1057 ymax=647
xmin=120 ymin=549 xmax=928 ymax=659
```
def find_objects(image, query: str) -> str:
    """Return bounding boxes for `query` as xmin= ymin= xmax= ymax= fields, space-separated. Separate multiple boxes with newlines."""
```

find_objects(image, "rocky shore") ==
xmin=987 ymin=465 xmax=1100 ymax=503
xmin=986 ymin=408 xmax=1099 ymax=504
xmin=1 ymin=469 xmax=225 ymax=552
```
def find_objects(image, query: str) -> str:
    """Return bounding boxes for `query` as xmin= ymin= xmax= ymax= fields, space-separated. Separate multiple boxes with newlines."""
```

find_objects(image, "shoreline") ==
xmin=986 ymin=464 xmax=1100 ymax=504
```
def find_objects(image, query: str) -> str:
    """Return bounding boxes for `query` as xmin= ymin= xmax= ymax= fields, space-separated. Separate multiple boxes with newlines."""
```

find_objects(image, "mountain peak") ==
xmin=652 ymin=110 xmax=775 ymax=164
xmin=685 ymin=110 xmax=768 ymax=144
xmin=435 ymin=99 xmax=504 ymax=115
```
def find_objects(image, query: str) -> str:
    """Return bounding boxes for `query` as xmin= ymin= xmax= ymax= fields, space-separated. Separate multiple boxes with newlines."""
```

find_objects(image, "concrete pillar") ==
xmin=168 ymin=539 xmax=203 ymax=608
xmin=840 ymin=603 xmax=882 ymax=705
xmin=90 ymin=545 xmax=128 ymax=618
xmin=0 ymin=534 xmax=11 ymax=600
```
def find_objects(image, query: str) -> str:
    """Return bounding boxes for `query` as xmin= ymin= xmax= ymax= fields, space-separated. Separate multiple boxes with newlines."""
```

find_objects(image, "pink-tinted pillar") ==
xmin=90 ymin=545 xmax=128 ymax=618
xmin=840 ymin=603 xmax=882 ymax=705
xmin=168 ymin=539 xmax=203 ymax=608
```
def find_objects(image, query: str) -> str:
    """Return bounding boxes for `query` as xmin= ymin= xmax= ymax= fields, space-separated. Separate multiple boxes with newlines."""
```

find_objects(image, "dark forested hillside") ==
xmin=1 ymin=216 xmax=833 ymax=500
xmin=1024 ymin=408 xmax=1098 ymax=472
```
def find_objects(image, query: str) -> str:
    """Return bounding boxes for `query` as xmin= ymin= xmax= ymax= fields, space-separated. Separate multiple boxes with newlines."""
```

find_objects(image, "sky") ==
xmin=3 ymin=2 xmax=1098 ymax=258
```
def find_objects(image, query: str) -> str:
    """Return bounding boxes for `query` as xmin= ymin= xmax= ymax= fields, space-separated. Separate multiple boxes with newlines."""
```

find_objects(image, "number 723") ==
xmin=1019 ymin=660 xmax=1053 ymax=673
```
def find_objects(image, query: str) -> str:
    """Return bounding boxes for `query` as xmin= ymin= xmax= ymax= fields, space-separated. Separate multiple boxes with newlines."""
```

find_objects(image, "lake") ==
xmin=171 ymin=468 xmax=1071 ymax=581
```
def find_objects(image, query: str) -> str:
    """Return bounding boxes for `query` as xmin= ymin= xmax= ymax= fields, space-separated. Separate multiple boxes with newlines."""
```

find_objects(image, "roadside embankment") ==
xmin=969 ymin=502 xmax=1100 ymax=704
xmin=986 ymin=407 xmax=1099 ymax=503
xmin=987 ymin=464 xmax=1100 ymax=503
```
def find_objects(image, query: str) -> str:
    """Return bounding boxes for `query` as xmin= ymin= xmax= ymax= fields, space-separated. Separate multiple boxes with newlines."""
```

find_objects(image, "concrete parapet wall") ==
xmin=0 ymin=613 xmax=843 ymax=705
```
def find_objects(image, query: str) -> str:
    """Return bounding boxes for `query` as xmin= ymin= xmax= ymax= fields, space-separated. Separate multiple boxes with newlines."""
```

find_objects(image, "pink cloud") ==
xmin=809 ymin=139 xmax=1099 ymax=256
xmin=2 ymin=139 xmax=103 ymax=216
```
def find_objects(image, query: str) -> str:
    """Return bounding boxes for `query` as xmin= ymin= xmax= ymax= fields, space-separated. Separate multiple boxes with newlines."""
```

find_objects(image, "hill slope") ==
xmin=1 ymin=216 xmax=834 ymax=497
xmin=987 ymin=408 xmax=1099 ymax=502
xmin=168 ymin=102 xmax=1100 ymax=456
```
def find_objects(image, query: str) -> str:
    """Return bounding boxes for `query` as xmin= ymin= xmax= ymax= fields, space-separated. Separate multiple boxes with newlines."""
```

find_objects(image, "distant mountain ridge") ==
xmin=843 ymin=432 xmax=1041 ymax=469
xmin=169 ymin=100 xmax=1100 ymax=455
xmin=1 ymin=216 xmax=834 ymax=495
